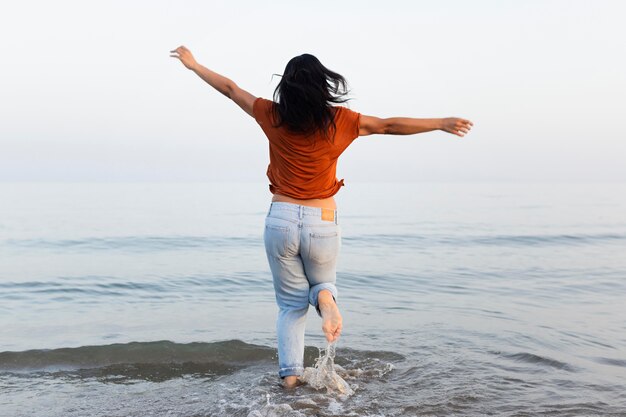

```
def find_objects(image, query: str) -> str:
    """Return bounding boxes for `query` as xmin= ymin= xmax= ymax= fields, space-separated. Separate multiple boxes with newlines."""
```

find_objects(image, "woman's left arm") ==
xmin=170 ymin=46 xmax=256 ymax=117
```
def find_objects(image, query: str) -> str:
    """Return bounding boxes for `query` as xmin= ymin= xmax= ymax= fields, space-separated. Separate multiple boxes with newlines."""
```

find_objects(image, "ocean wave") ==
xmin=501 ymin=352 xmax=575 ymax=371
xmin=4 ymin=231 xmax=624 ymax=252
xmin=0 ymin=340 xmax=273 ymax=377
xmin=344 ymin=232 xmax=626 ymax=248
xmin=0 ymin=273 xmax=272 ymax=302
xmin=0 ymin=340 xmax=404 ymax=382
xmin=2 ymin=235 xmax=262 ymax=252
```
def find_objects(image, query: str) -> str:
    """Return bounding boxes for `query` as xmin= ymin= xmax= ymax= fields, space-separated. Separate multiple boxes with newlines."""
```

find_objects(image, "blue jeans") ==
xmin=263 ymin=202 xmax=341 ymax=378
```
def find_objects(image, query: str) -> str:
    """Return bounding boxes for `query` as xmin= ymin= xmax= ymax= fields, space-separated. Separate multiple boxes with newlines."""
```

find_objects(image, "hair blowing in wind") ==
xmin=272 ymin=54 xmax=351 ymax=140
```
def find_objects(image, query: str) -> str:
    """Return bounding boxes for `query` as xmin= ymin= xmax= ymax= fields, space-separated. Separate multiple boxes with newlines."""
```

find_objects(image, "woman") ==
xmin=170 ymin=46 xmax=473 ymax=388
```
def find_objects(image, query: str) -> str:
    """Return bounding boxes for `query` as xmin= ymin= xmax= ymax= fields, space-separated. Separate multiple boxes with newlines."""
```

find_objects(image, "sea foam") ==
xmin=300 ymin=342 xmax=354 ymax=396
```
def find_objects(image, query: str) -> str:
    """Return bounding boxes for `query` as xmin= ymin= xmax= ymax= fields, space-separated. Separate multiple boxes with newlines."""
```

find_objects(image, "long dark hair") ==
xmin=272 ymin=54 xmax=350 ymax=141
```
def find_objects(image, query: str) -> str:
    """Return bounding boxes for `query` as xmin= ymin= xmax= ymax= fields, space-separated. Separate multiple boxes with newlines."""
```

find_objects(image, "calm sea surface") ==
xmin=1 ymin=182 xmax=625 ymax=416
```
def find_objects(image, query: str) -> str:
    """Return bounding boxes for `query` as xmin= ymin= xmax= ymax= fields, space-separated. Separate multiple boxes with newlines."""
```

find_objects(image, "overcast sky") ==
xmin=1 ymin=0 xmax=625 ymax=182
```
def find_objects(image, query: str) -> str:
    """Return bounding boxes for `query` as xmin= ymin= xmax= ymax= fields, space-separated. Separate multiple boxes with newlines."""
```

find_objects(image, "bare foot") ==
xmin=318 ymin=290 xmax=342 ymax=342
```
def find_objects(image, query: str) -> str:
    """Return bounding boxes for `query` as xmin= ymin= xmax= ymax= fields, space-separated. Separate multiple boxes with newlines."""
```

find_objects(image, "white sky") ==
xmin=1 ymin=0 xmax=625 ymax=182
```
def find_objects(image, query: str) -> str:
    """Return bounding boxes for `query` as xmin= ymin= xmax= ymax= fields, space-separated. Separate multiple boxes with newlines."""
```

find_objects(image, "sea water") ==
xmin=300 ymin=342 xmax=354 ymax=396
xmin=1 ymin=182 xmax=625 ymax=416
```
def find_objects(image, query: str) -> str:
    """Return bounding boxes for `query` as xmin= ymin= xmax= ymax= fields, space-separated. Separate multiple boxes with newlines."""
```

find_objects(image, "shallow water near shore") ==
xmin=1 ymin=182 xmax=626 ymax=416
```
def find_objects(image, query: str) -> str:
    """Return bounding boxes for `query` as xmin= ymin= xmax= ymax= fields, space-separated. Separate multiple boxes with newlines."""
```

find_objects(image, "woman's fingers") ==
xmin=170 ymin=46 xmax=191 ymax=56
xmin=445 ymin=117 xmax=474 ymax=137
xmin=169 ymin=46 xmax=198 ymax=70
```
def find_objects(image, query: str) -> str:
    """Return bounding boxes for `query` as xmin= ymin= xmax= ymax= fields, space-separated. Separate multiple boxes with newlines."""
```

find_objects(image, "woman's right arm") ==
xmin=359 ymin=115 xmax=473 ymax=137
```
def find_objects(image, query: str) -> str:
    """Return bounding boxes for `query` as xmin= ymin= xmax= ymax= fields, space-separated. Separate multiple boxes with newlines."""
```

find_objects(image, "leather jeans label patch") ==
xmin=321 ymin=208 xmax=335 ymax=222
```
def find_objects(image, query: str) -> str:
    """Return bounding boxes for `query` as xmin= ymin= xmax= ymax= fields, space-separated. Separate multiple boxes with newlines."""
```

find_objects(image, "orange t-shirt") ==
xmin=252 ymin=97 xmax=361 ymax=199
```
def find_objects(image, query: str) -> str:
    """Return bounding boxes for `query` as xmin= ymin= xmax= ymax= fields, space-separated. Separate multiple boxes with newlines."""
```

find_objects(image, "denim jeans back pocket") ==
xmin=264 ymin=218 xmax=296 ymax=258
xmin=308 ymin=228 xmax=340 ymax=264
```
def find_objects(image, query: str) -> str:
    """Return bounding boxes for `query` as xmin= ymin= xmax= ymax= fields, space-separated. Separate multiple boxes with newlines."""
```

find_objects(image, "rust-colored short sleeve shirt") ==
xmin=252 ymin=97 xmax=361 ymax=199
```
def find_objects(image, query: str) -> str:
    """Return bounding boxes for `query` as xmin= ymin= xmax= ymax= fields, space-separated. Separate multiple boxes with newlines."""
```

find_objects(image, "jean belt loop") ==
xmin=298 ymin=205 xmax=303 ymax=220
xmin=335 ymin=210 xmax=338 ymax=225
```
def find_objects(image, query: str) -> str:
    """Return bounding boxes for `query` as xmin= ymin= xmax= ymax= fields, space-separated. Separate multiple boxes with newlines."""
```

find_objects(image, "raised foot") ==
xmin=318 ymin=290 xmax=343 ymax=343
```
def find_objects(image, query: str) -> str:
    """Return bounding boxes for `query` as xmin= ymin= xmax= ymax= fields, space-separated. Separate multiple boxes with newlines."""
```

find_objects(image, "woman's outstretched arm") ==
xmin=170 ymin=45 xmax=256 ymax=117
xmin=359 ymin=115 xmax=473 ymax=137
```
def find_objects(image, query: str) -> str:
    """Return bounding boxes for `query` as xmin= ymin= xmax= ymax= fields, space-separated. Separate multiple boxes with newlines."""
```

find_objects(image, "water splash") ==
xmin=300 ymin=342 xmax=354 ymax=396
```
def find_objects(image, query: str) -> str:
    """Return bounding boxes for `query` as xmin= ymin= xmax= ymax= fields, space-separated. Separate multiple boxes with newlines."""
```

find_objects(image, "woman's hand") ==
xmin=170 ymin=45 xmax=198 ymax=71
xmin=441 ymin=117 xmax=474 ymax=137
